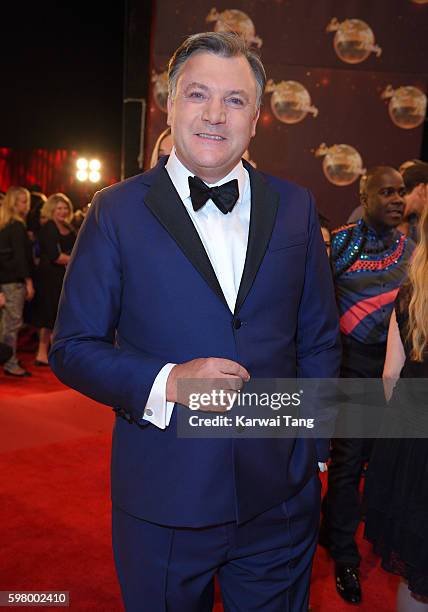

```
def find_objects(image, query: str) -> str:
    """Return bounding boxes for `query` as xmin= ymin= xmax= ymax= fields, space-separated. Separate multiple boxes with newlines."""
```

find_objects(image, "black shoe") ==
xmin=335 ymin=565 xmax=361 ymax=604
xmin=4 ymin=369 xmax=32 ymax=377
xmin=34 ymin=360 xmax=49 ymax=367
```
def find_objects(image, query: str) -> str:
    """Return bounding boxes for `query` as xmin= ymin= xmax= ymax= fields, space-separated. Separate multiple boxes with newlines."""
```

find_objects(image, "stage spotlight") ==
xmin=76 ymin=158 xmax=88 ymax=170
xmin=89 ymin=171 xmax=101 ymax=183
xmin=77 ymin=170 xmax=89 ymax=181
xmin=75 ymin=156 xmax=102 ymax=183
xmin=89 ymin=159 xmax=101 ymax=171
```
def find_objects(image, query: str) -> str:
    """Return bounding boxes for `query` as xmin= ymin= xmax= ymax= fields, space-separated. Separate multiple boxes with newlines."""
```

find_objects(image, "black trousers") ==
xmin=320 ymin=335 xmax=386 ymax=567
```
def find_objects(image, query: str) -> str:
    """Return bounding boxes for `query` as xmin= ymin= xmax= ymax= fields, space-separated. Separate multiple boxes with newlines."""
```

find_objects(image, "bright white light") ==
xmin=77 ymin=170 xmax=88 ymax=181
xmin=89 ymin=171 xmax=101 ymax=183
xmin=76 ymin=158 xmax=88 ymax=170
xmin=89 ymin=159 xmax=101 ymax=171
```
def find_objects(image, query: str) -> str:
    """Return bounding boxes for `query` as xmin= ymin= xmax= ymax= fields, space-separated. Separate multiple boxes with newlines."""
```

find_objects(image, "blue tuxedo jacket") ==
xmin=50 ymin=158 xmax=340 ymax=527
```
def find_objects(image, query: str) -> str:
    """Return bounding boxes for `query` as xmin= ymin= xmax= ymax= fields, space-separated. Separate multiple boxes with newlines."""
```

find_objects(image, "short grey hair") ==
xmin=168 ymin=31 xmax=266 ymax=108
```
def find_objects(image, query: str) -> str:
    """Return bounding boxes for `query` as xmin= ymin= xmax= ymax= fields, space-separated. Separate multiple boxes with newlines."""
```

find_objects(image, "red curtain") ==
xmin=0 ymin=149 xmax=119 ymax=198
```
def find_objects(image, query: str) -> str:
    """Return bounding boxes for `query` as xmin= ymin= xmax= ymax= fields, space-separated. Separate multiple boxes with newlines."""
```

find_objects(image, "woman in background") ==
xmin=365 ymin=203 xmax=428 ymax=611
xmin=32 ymin=193 xmax=76 ymax=365
xmin=0 ymin=186 xmax=34 ymax=376
xmin=149 ymin=127 xmax=173 ymax=168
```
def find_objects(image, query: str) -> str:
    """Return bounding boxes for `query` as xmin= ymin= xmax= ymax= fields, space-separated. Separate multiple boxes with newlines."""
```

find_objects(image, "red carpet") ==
xmin=0 ymin=352 xmax=65 ymax=397
xmin=0 ymin=359 xmax=399 ymax=611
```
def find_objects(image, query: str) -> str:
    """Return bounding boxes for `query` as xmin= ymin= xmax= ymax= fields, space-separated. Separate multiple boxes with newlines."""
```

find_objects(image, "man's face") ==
xmin=404 ymin=183 xmax=427 ymax=216
xmin=362 ymin=169 xmax=406 ymax=230
xmin=167 ymin=52 xmax=260 ymax=183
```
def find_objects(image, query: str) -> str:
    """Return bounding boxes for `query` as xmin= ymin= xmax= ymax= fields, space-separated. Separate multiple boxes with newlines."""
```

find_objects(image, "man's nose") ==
xmin=202 ymin=98 xmax=226 ymax=124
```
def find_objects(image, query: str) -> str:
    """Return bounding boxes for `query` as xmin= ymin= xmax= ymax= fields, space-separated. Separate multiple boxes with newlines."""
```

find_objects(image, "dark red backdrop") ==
xmin=0 ymin=148 xmax=120 ymax=206
xmin=141 ymin=0 xmax=428 ymax=227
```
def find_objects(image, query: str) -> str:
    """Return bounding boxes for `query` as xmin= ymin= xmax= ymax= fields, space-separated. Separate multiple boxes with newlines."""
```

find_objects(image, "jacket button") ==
xmin=233 ymin=318 xmax=242 ymax=330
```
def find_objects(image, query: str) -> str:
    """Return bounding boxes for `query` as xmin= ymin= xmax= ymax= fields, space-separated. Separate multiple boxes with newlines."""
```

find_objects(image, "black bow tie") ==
xmin=188 ymin=176 xmax=239 ymax=215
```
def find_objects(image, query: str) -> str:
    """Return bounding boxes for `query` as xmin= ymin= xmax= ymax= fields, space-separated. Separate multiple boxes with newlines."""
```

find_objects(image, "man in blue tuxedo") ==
xmin=50 ymin=32 xmax=340 ymax=611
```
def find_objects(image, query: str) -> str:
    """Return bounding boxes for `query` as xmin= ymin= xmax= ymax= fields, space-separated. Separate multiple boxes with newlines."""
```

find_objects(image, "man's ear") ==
xmin=250 ymin=107 xmax=260 ymax=138
xmin=360 ymin=193 xmax=368 ymax=208
xmin=166 ymin=96 xmax=173 ymax=127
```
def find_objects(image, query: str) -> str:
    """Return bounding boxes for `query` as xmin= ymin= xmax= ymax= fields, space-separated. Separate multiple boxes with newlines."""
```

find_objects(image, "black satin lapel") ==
xmin=235 ymin=164 xmax=279 ymax=314
xmin=144 ymin=167 xmax=229 ymax=310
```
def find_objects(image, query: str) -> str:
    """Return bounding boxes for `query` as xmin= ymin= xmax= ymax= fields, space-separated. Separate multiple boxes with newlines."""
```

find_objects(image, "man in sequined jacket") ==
xmin=320 ymin=166 xmax=415 ymax=604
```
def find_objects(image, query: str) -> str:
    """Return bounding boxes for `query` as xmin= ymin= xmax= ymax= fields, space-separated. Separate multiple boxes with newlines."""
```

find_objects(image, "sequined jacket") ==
xmin=331 ymin=219 xmax=415 ymax=344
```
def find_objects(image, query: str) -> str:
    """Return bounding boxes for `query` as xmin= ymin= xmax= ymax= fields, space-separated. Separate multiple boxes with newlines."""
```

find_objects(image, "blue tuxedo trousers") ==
xmin=112 ymin=474 xmax=321 ymax=612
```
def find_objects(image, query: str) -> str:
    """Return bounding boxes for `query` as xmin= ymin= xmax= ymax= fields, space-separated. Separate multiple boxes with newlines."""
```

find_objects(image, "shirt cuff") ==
xmin=142 ymin=363 xmax=176 ymax=429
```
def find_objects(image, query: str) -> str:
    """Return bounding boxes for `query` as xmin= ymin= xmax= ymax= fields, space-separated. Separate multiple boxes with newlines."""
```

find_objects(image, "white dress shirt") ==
xmin=142 ymin=148 xmax=251 ymax=429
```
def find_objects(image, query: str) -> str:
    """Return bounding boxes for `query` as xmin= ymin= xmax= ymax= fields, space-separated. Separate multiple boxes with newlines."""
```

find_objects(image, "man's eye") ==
xmin=188 ymin=91 xmax=205 ymax=99
xmin=227 ymin=97 xmax=244 ymax=106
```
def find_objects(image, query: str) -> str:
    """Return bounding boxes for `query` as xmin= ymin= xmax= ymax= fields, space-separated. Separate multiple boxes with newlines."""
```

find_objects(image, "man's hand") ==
xmin=166 ymin=358 xmax=250 ymax=412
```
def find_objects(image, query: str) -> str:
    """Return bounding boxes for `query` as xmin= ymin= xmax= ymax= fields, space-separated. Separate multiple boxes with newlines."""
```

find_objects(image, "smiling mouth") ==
xmin=196 ymin=133 xmax=226 ymax=141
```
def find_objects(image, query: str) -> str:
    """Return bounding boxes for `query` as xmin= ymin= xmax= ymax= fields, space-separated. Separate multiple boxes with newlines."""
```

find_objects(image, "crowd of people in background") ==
xmin=1 ymin=153 xmax=428 ymax=611
xmin=315 ymin=158 xmax=428 ymax=610
xmin=320 ymin=160 xmax=428 ymax=610
xmin=0 ymin=186 xmax=87 ymax=376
